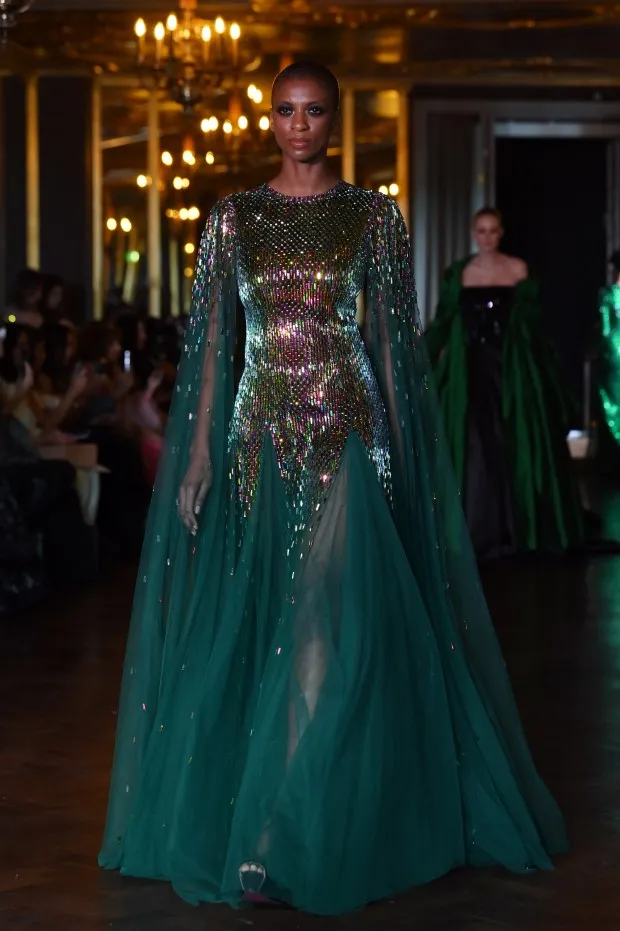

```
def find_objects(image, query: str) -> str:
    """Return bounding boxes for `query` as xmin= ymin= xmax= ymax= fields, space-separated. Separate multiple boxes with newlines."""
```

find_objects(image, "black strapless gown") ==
xmin=461 ymin=286 xmax=516 ymax=560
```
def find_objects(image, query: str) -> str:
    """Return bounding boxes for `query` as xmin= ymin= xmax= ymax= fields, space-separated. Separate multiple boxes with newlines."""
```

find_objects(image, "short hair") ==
xmin=272 ymin=60 xmax=340 ymax=109
xmin=473 ymin=206 xmax=503 ymax=225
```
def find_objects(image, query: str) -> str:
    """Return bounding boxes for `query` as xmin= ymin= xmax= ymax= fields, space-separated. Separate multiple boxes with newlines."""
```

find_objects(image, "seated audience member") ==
xmin=0 ymin=325 xmax=87 ymax=444
xmin=4 ymin=269 xmax=45 ymax=329
xmin=41 ymin=274 xmax=75 ymax=327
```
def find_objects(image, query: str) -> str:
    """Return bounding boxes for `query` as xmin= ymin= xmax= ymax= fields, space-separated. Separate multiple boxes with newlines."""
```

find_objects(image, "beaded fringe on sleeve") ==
xmin=99 ymin=199 xmax=238 ymax=861
xmin=364 ymin=196 xmax=567 ymax=855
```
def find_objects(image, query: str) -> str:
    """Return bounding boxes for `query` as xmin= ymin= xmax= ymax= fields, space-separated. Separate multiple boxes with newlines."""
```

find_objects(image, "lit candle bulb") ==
xmin=201 ymin=24 xmax=211 ymax=63
xmin=154 ymin=22 xmax=165 ymax=65
xmin=166 ymin=13 xmax=177 ymax=57
xmin=229 ymin=22 xmax=240 ymax=68
xmin=214 ymin=16 xmax=225 ymax=59
xmin=134 ymin=18 xmax=146 ymax=64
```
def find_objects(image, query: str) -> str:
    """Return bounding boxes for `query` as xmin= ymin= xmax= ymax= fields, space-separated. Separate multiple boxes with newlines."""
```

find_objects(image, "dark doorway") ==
xmin=495 ymin=137 xmax=607 ymax=425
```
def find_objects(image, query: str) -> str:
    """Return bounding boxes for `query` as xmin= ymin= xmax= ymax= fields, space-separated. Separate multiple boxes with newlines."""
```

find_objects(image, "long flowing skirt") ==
xmin=99 ymin=430 xmax=567 ymax=915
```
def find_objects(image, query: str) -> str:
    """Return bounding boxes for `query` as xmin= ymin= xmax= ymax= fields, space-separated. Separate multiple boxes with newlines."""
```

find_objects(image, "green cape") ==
xmin=426 ymin=258 xmax=583 ymax=551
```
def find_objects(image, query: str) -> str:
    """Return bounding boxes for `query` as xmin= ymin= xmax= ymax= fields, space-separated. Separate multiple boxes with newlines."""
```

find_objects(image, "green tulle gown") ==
xmin=99 ymin=183 xmax=567 ymax=915
xmin=597 ymin=284 xmax=620 ymax=459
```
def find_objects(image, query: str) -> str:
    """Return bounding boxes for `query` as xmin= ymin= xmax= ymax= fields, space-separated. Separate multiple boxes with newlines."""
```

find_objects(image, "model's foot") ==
xmin=239 ymin=861 xmax=266 ymax=895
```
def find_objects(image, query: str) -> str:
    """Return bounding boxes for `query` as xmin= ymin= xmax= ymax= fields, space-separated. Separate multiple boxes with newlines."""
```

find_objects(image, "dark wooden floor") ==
xmin=2 ymin=508 xmax=620 ymax=929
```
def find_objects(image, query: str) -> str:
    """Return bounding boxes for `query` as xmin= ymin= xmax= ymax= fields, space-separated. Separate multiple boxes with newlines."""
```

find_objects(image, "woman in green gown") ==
xmin=426 ymin=208 xmax=584 ymax=559
xmin=99 ymin=64 xmax=567 ymax=914
xmin=597 ymin=250 xmax=620 ymax=461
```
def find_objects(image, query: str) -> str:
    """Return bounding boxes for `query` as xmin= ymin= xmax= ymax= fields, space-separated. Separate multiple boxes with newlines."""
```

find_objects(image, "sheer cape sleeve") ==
xmin=99 ymin=197 xmax=238 ymax=863
xmin=363 ymin=195 xmax=567 ymax=855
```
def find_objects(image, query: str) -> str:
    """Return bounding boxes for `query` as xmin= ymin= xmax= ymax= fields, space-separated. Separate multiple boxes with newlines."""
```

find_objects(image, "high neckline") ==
xmin=263 ymin=180 xmax=345 ymax=203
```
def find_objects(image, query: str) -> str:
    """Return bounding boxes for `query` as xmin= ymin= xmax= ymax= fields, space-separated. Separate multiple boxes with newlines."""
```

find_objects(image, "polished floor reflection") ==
xmin=1 ymin=534 xmax=620 ymax=929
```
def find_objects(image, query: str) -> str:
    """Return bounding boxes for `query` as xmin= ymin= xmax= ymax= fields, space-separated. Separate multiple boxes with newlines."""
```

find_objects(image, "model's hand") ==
xmin=178 ymin=457 xmax=212 ymax=534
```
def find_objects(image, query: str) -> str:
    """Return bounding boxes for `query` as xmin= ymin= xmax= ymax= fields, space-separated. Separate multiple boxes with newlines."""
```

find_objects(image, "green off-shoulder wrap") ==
xmin=425 ymin=258 xmax=584 ymax=552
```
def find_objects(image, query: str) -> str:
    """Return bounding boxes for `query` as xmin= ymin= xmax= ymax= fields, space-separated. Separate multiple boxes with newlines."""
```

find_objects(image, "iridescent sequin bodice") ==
xmin=226 ymin=182 xmax=390 ymax=531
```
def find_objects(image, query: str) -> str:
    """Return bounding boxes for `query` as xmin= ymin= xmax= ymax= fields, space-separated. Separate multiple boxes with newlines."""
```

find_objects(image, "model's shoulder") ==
xmin=213 ymin=185 xmax=273 ymax=223
xmin=444 ymin=257 xmax=470 ymax=280
xmin=204 ymin=194 xmax=238 ymax=224
xmin=196 ymin=198 xmax=235 ymax=251
xmin=354 ymin=187 xmax=408 ymax=233
xmin=208 ymin=188 xmax=264 ymax=214
xmin=338 ymin=181 xmax=375 ymax=201
xmin=365 ymin=187 xmax=399 ymax=214
xmin=230 ymin=185 xmax=265 ymax=202
xmin=503 ymin=254 xmax=528 ymax=280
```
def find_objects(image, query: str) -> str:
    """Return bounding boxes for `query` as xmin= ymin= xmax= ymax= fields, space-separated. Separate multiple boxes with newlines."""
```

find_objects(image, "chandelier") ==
xmin=136 ymin=108 xmax=272 ymax=192
xmin=134 ymin=0 xmax=261 ymax=113
xmin=0 ymin=0 xmax=31 ymax=43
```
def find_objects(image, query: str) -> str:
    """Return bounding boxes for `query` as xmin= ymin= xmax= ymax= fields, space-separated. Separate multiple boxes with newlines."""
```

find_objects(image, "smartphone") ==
xmin=123 ymin=350 xmax=132 ymax=373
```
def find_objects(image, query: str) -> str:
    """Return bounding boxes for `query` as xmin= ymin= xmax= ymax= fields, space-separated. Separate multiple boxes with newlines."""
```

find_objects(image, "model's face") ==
xmin=270 ymin=77 xmax=338 ymax=164
xmin=473 ymin=215 xmax=503 ymax=255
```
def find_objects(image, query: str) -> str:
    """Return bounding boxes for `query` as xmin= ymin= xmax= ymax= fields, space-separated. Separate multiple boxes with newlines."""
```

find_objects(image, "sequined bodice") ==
xmin=460 ymin=286 xmax=515 ymax=347
xmin=226 ymin=182 xmax=390 ymax=531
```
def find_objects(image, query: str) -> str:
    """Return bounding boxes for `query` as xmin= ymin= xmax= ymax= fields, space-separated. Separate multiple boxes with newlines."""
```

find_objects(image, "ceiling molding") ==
xmin=28 ymin=2 xmax=620 ymax=29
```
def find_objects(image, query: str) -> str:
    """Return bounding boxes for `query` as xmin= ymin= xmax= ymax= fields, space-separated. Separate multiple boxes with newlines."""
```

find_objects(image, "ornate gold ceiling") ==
xmin=26 ymin=1 xmax=620 ymax=30
xmin=1 ymin=2 xmax=618 ymax=82
xmin=19 ymin=2 xmax=620 ymax=25
xmin=7 ymin=1 xmax=620 ymax=204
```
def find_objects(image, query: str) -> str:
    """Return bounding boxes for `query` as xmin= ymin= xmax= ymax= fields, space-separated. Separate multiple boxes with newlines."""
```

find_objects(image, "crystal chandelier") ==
xmin=0 ymin=0 xmax=31 ymax=43
xmin=134 ymin=0 xmax=260 ymax=113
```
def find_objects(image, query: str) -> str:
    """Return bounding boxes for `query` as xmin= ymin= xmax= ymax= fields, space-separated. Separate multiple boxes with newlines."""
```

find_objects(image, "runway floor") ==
xmin=2 ymin=514 xmax=620 ymax=930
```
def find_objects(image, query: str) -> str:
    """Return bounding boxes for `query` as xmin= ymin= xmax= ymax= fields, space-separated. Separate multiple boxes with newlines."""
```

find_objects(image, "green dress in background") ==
xmin=99 ymin=188 xmax=567 ymax=914
xmin=597 ymin=283 xmax=620 ymax=456
xmin=426 ymin=258 xmax=584 ymax=557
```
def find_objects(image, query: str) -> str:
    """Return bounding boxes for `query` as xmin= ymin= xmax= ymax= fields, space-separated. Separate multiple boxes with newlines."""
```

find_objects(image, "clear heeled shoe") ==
xmin=239 ymin=861 xmax=268 ymax=902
